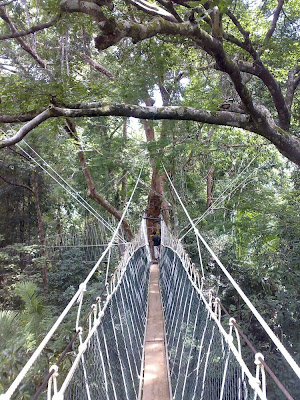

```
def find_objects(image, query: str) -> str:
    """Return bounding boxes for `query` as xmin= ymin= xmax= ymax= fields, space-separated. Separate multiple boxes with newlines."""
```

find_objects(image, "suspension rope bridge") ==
xmin=1 ymin=164 xmax=299 ymax=400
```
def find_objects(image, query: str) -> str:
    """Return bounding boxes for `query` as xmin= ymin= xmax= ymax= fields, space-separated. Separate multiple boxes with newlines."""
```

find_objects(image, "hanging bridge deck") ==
xmin=142 ymin=263 xmax=170 ymax=400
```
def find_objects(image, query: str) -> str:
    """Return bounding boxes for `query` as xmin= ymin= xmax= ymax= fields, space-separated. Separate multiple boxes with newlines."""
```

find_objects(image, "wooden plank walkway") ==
xmin=142 ymin=263 xmax=170 ymax=400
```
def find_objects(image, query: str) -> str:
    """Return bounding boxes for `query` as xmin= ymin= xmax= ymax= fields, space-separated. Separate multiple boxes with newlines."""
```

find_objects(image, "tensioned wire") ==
xmin=180 ymin=152 xmax=266 ymax=240
xmin=0 ymin=164 xmax=144 ymax=400
xmin=0 ymin=128 xmax=126 ymax=243
xmin=181 ymin=157 xmax=269 ymax=240
xmin=20 ymin=138 xmax=125 ymax=243
xmin=162 ymin=163 xmax=300 ymax=380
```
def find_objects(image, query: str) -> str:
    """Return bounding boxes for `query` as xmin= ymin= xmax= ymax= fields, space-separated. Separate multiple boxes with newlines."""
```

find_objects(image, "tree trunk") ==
xmin=65 ymin=119 xmax=134 ymax=241
xmin=121 ymin=118 xmax=128 ymax=205
xmin=143 ymin=97 xmax=171 ymax=250
xmin=206 ymin=166 xmax=215 ymax=209
xmin=32 ymin=171 xmax=48 ymax=295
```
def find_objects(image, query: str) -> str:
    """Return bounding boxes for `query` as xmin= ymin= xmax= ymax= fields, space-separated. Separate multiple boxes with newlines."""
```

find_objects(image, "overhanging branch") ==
xmin=1 ymin=102 xmax=299 ymax=165
xmin=0 ymin=13 xmax=62 ymax=40
xmin=0 ymin=103 xmax=254 ymax=148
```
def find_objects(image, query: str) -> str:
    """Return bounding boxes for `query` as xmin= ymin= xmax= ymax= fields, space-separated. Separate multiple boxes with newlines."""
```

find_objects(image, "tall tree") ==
xmin=0 ymin=0 xmax=299 ymax=165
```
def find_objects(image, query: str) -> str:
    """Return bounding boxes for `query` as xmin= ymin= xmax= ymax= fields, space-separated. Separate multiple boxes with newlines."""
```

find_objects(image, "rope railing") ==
xmin=163 ymin=164 xmax=300 ymax=384
xmin=161 ymin=220 xmax=267 ymax=400
xmin=50 ymin=238 xmax=151 ymax=400
xmin=216 ymin=300 xmax=294 ymax=400
xmin=161 ymin=219 xmax=299 ymax=399
xmin=0 ymin=170 xmax=148 ymax=400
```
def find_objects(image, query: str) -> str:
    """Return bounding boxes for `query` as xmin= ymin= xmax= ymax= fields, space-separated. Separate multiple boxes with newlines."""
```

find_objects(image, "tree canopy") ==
xmin=0 ymin=0 xmax=299 ymax=163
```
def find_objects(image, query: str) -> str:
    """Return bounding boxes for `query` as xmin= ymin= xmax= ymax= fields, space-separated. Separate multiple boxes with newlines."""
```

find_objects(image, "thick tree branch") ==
xmin=64 ymin=119 xmax=134 ymax=240
xmin=128 ymin=0 xmax=177 ymax=22
xmin=60 ymin=0 xmax=110 ymax=22
xmin=156 ymin=0 xmax=183 ymax=22
xmin=79 ymin=52 xmax=114 ymax=78
xmin=286 ymin=65 xmax=300 ymax=112
xmin=0 ymin=1 xmax=15 ymax=6
xmin=0 ymin=108 xmax=52 ymax=147
xmin=94 ymin=16 xmax=290 ymax=129
xmin=0 ymin=7 xmax=52 ymax=75
xmin=1 ymin=102 xmax=300 ymax=165
xmin=234 ymin=59 xmax=290 ymax=129
xmin=265 ymin=0 xmax=284 ymax=41
xmin=0 ymin=173 xmax=34 ymax=192
xmin=0 ymin=103 xmax=254 ymax=136
xmin=0 ymin=13 xmax=62 ymax=40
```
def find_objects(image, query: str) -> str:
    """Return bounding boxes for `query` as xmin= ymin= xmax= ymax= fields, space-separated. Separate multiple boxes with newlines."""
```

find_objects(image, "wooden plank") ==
xmin=142 ymin=263 xmax=170 ymax=400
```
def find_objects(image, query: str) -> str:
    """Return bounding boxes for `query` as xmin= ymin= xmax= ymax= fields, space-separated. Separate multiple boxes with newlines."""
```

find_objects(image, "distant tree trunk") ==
xmin=55 ymin=207 xmax=63 ymax=245
xmin=19 ymin=193 xmax=25 ymax=243
xmin=143 ymin=98 xmax=171 ymax=243
xmin=65 ymin=118 xmax=134 ymax=241
xmin=32 ymin=171 xmax=48 ymax=295
xmin=206 ymin=166 xmax=215 ymax=209
xmin=121 ymin=118 xmax=128 ymax=205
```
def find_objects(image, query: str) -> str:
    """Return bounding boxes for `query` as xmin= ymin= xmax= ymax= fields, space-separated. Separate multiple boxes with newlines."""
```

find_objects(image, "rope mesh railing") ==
xmin=62 ymin=246 xmax=150 ymax=400
xmin=0 ymin=170 xmax=150 ymax=400
xmin=160 ymin=246 xmax=255 ymax=400
xmin=160 ymin=221 xmax=267 ymax=400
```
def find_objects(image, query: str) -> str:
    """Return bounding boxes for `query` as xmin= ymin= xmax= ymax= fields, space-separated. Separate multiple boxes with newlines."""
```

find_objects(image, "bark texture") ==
xmin=64 ymin=119 xmax=134 ymax=241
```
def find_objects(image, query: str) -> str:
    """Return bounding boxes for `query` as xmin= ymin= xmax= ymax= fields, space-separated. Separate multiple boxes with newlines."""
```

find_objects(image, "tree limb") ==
xmin=0 ymin=1 xmax=15 ymax=6
xmin=156 ymin=0 xmax=183 ymax=22
xmin=79 ymin=52 xmax=114 ymax=78
xmin=60 ymin=0 xmax=110 ymax=22
xmin=0 ymin=103 xmax=254 ymax=138
xmin=127 ymin=0 xmax=178 ymax=22
xmin=0 ymin=7 xmax=53 ymax=75
xmin=0 ymin=173 xmax=34 ymax=192
xmin=265 ymin=0 xmax=284 ymax=41
xmin=236 ymin=60 xmax=290 ymax=129
xmin=0 ymin=108 xmax=52 ymax=147
xmin=1 ymin=102 xmax=300 ymax=165
xmin=286 ymin=65 xmax=300 ymax=112
xmin=0 ymin=13 xmax=62 ymax=40
xmin=94 ymin=16 xmax=291 ymax=130
xmin=64 ymin=119 xmax=134 ymax=240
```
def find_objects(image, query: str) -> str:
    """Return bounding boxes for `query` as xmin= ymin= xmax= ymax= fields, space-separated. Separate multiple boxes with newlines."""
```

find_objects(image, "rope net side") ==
xmin=160 ymin=222 xmax=266 ymax=400
xmin=0 ymin=215 xmax=151 ymax=400
xmin=62 ymin=246 xmax=150 ymax=400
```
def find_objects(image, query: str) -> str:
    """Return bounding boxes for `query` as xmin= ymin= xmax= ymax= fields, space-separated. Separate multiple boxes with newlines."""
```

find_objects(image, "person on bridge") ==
xmin=152 ymin=231 xmax=161 ymax=261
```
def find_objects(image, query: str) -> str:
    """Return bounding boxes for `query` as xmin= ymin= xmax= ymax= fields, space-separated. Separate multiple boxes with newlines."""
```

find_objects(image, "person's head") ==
xmin=153 ymin=231 xmax=156 ymax=235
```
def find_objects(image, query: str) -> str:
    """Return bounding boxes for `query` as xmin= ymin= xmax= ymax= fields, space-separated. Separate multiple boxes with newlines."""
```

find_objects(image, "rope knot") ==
xmin=255 ymin=352 xmax=264 ymax=365
xmin=229 ymin=317 xmax=236 ymax=326
xmin=50 ymin=364 xmax=59 ymax=377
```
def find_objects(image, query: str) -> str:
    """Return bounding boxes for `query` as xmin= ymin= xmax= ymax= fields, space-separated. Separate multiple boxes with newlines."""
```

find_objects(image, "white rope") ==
xmin=173 ymin=287 xmax=195 ymax=397
xmin=179 ymin=155 xmax=261 ymax=240
xmin=163 ymin=237 xmax=266 ymax=399
xmin=109 ymin=303 xmax=131 ymax=400
xmin=119 ymin=283 xmax=140 ymax=376
xmin=167 ymin=273 xmax=187 ymax=347
xmin=0 ymin=128 xmax=125 ymax=242
xmin=80 ymin=353 xmax=92 ymax=400
xmin=123 ymin=272 xmax=143 ymax=348
xmin=181 ymin=300 xmax=201 ymax=397
xmin=1 ymin=166 xmax=143 ymax=400
xmin=115 ymin=291 xmax=137 ymax=398
xmin=100 ymin=325 xmax=118 ymax=400
xmin=95 ymin=330 xmax=110 ymax=399
xmin=13 ymin=139 xmax=126 ymax=244
xmin=191 ymin=312 xmax=210 ymax=400
xmin=199 ymin=325 xmax=215 ymax=400
xmin=163 ymin=165 xmax=300 ymax=381
xmin=55 ymin=236 xmax=148 ymax=398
